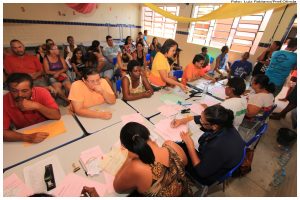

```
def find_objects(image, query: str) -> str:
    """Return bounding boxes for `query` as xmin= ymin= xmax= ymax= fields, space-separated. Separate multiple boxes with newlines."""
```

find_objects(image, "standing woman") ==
xmin=148 ymin=39 xmax=186 ymax=91
xmin=252 ymin=41 xmax=282 ymax=76
xmin=122 ymin=60 xmax=153 ymax=101
xmin=133 ymin=42 xmax=147 ymax=68
xmin=113 ymin=122 xmax=193 ymax=196
xmin=43 ymin=44 xmax=72 ymax=106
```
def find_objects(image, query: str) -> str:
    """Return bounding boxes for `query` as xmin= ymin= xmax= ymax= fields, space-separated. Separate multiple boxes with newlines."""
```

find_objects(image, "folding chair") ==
xmin=116 ymin=79 xmax=122 ymax=94
xmin=246 ymin=123 xmax=268 ymax=148
xmin=173 ymin=70 xmax=183 ymax=79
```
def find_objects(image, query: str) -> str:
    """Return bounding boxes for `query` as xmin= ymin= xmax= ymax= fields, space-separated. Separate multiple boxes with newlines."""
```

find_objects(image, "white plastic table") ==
xmin=4 ymin=114 xmax=84 ymax=170
xmin=3 ymin=120 xmax=164 ymax=197
xmin=75 ymin=99 xmax=138 ymax=134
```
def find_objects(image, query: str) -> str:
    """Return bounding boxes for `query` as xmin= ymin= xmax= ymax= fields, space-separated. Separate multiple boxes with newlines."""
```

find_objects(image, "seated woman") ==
xmin=148 ymin=39 xmax=186 ymax=92
xmin=43 ymin=44 xmax=72 ymax=106
xmin=171 ymin=105 xmax=245 ymax=186
xmin=122 ymin=60 xmax=153 ymax=101
xmin=68 ymin=68 xmax=116 ymax=119
xmin=123 ymin=36 xmax=135 ymax=55
xmin=133 ymin=41 xmax=147 ymax=69
xmin=70 ymin=48 xmax=86 ymax=80
xmin=246 ymin=74 xmax=275 ymax=118
xmin=181 ymin=54 xmax=216 ymax=85
xmin=213 ymin=46 xmax=229 ymax=78
xmin=119 ymin=48 xmax=133 ymax=76
xmin=113 ymin=122 xmax=193 ymax=196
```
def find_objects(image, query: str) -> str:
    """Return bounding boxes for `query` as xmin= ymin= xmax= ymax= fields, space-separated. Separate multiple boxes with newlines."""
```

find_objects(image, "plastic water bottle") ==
xmin=202 ymin=82 xmax=208 ymax=98
xmin=278 ymin=151 xmax=291 ymax=167
xmin=271 ymin=168 xmax=286 ymax=188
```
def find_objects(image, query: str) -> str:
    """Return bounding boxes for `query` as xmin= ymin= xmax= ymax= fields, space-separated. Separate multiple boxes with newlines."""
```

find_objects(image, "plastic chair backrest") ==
xmin=146 ymin=53 xmax=151 ymax=61
xmin=218 ymin=146 xmax=247 ymax=182
xmin=246 ymin=123 xmax=268 ymax=147
xmin=173 ymin=70 xmax=183 ymax=79
xmin=116 ymin=79 xmax=122 ymax=93
xmin=113 ymin=57 xmax=118 ymax=65
xmin=210 ymin=57 xmax=215 ymax=64
xmin=260 ymin=104 xmax=277 ymax=120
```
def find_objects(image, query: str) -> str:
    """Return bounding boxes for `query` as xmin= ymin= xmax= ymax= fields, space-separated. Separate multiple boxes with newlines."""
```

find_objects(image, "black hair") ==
xmin=106 ymin=35 xmax=112 ymax=41
xmin=7 ymin=73 xmax=34 ymax=88
xmin=82 ymin=67 xmax=99 ymax=80
xmin=91 ymin=40 xmax=100 ymax=48
xmin=70 ymin=48 xmax=85 ymax=64
xmin=287 ymin=38 xmax=297 ymax=49
xmin=67 ymin=35 xmax=73 ymax=41
xmin=221 ymin=46 xmax=229 ymax=53
xmin=201 ymin=46 xmax=207 ymax=52
xmin=45 ymin=39 xmax=54 ymax=45
xmin=10 ymin=39 xmax=22 ymax=47
xmin=125 ymin=36 xmax=131 ymax=45
xmin=204 ymin=105 xmax=234 ymax=128
xmin=138 ymin=32 xmax=143 ymax=35
xmin=192 ymin=54 xmax=205 ymax=64
xmin=160 ymin=39 xmax=178 ymax=54
xmin=127 ymin=60 xmax=141 ymax=73
xmin=46 ymin=43 xmax=57 ymax=55
xmin=273 ymin=41 xmax=282 ymax=50
xmin=120 ymin=122 xmax=155 ymax=164
xmin=252 ymin=74 xmax=275 ymax=93
xmin=152 ymin=37 xmax=157 ymax=45
xmin=136 ymin=41 xmax=144 ymax=48
xmin=144 ymin=30 xmax=148 ymax=34
xmin=227 ymin=77 xmax=246 ymax=96
xmin=29 ymin=193 xmax=53 ymax=197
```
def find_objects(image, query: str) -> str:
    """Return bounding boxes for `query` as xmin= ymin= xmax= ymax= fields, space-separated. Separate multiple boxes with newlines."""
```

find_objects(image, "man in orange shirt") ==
xmin=68 ymin=68 xmax=116 ymax=119
xmin=182 ymin=54 xmax=216 ymax=85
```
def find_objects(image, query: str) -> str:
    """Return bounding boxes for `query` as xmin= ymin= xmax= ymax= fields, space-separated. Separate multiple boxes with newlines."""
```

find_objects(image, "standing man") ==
xmin=4 ymin=73 xmax=61 ymax=143
xmin=265 ymin=38 xmax=297 ymax=96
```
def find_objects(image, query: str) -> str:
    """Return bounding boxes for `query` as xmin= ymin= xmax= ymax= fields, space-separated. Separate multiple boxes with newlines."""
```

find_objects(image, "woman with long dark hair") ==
xmin=113 ymin=122 xmax=193 ymax=196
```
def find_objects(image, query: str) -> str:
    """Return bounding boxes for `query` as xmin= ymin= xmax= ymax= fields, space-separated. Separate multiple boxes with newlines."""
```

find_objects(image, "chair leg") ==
xmin=223 ymin=180 xmax=226 ymax=192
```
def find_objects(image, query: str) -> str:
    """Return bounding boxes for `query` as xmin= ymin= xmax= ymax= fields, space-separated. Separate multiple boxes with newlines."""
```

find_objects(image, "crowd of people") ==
xmin=3 ymin=30 xmax=297 ymax=196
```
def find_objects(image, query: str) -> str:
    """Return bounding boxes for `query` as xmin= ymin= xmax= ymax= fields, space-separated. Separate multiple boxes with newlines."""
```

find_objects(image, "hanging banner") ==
xmin=144 ymin=3 xmax=288 ymax=23
xmin=66 ymin=3 xmax=96 ymax=14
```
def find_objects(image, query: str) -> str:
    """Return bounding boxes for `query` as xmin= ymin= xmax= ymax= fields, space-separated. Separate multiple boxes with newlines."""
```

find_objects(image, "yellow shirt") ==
xmin=149 ymin=52 xmax=170 ymax=86
xmin=68 ymin=79 xmax=114 ymax=108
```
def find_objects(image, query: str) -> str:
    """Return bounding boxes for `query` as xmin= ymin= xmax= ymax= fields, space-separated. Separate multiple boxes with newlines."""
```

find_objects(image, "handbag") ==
xmin=56 ymin=74 xmax=67 ymax=82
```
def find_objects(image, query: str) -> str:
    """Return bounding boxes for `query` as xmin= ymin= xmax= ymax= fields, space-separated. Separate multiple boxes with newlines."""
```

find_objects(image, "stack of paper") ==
xmin=211 ymin=87 xmax=226 ymax=99
xmin=79 ymin=146 xmax=103 ymax=176
xmin=154 ymin=118 xmax=188 ymax=142
xmin=157 ymin=104 xmax=182 ymax=117
xmin=51 ymin=173 xmax=106 ymax=197
xmin=121 ymin=113 xmax=145 ymax=125
xmin=4 ymin=173 xmax=34 ymax=197
xmin=100 ymin=146 xmax=128 ymax=176
xmin=160 ymin=94 xmax=185 ymax=105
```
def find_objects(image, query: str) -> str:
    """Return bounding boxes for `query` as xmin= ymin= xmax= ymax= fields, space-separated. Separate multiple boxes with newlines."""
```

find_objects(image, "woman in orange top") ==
xmin=148 ymin=39 xmax=186 ymax=92
xmin=68 ymin=68 xmax=116 ymax=119
xmin=182 ymin=54 xmax=216 ymax=85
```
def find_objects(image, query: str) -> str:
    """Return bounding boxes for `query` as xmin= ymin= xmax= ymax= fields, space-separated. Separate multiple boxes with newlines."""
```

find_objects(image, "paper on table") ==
xmin=80 ymin=146 xmax=104 ymax=176
xmin=154 ymin=118 xmax=188 ymax=142
xmin=189 ymin=103 xmax=205 ymax=115
xmin=100 ymin=146 xmax=128 ymax=176
xmin=51 ymin=173 xmax=106 ymax=197
xmin=160 ymin=94 xmax=185 ymax=104
xmin=23 ymin=155 xmax=65 ymax=193
xmin=157 ymin=104 xmax=182 ymax=117
xmin=121 ymin=113 xmax=144 ymax=125
xmin=211 ymin=87 xmax=226 ymax=99
xmin=103 ymin=172 xmax=115 ymax=194
xmin=22 ymin=120 xmax=66 ymax=146
xmin=3 ymin=173 xmax=34 ymax=197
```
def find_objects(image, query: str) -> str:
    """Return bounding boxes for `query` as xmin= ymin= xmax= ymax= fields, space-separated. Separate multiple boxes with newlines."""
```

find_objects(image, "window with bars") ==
xmin=188 ymin=5 xmax=273 ymax=54
xmin=142 ymin=6 xmax=180 ymax=39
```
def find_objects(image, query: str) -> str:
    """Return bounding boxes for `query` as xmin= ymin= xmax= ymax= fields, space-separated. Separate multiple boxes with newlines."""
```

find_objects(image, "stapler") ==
xmin=44 ymin=164 xmax=56 ymax=191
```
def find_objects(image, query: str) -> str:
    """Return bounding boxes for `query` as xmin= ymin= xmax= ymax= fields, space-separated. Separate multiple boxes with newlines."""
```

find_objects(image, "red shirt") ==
xmin=3 ymin=87 xmax=59 ymax=130
xmin=4 ymin=54 xmax=43 ymax=76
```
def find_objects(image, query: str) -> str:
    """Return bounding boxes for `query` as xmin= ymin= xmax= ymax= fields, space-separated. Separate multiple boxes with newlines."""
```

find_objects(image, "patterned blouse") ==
xmin=144 ymin=144 xmax=193 ymax=197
